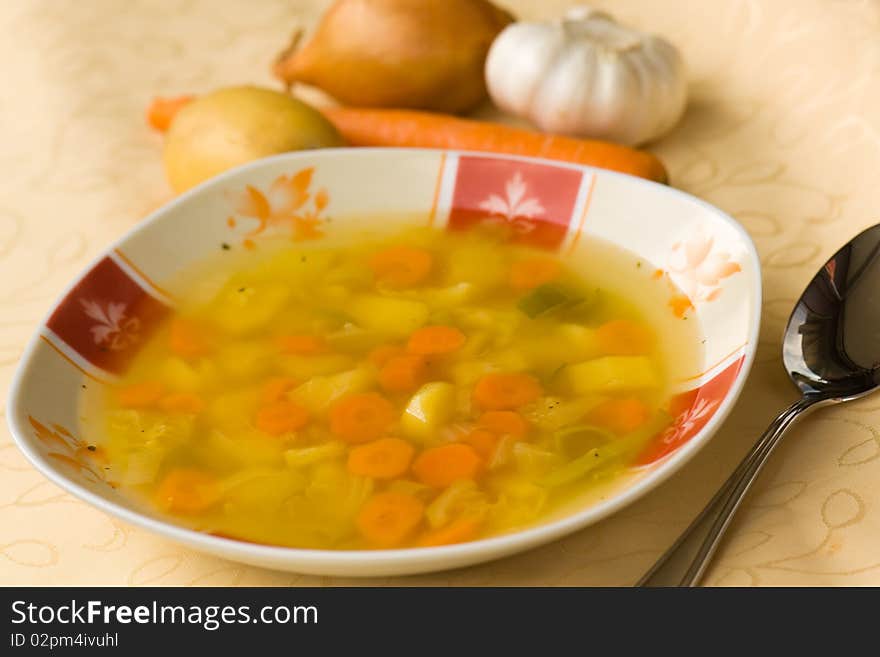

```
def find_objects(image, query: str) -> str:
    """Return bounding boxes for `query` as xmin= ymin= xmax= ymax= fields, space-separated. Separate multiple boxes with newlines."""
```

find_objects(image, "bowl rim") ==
xmin=7 ymin=147 xmax=763 ymax=571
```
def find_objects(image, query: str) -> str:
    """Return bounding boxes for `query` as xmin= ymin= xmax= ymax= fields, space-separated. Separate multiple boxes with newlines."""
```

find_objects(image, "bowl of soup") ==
xmin=8 ymin=148 xmax=760 ymax=575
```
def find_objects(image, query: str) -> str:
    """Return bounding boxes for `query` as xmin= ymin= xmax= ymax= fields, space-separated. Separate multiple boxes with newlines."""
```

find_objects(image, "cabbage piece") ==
xmin=283 ymin=442 xmax=346 ymax=468
xmin=425 ymin=480 xmax=489 ymax=529
xmin=512 ymin=442 xmax=561 ymax=477
xmin=221 ymin=467 xmax=307 ymax=513
xmin=291 ymin=368 xmax=374 ymax=414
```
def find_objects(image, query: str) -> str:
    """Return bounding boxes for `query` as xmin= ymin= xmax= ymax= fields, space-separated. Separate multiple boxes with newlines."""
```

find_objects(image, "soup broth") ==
xmin=88 ymin=223 xmax=702 ymax=550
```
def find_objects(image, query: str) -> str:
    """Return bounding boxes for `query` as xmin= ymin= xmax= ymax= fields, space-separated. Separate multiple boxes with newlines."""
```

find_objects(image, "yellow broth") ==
xmin=87 ymin=224 xmax=702 ymax=550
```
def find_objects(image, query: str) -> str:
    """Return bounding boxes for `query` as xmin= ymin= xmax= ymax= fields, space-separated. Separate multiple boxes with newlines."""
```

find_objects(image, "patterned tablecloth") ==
xmin=2 ymin=0 xmax=880 ymax=586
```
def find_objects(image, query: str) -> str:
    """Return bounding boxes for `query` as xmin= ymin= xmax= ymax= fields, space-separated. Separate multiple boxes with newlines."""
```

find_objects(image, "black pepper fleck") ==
xmin=238 ymin=287 xmax=246 ymax=293
xmin=87 ymin=445 xmax=96 ymax=451
xmin=221 ymin=243 xmax=231 ymax=251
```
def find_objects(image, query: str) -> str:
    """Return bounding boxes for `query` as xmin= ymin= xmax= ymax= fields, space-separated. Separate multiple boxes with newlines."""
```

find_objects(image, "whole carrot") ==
xmin=321 ymin=107 xmax=668 ymax=183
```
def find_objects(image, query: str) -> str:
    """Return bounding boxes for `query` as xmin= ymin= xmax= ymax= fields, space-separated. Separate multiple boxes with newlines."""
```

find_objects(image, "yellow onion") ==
xmin=273 ymin=0 xmax=514 ymax=114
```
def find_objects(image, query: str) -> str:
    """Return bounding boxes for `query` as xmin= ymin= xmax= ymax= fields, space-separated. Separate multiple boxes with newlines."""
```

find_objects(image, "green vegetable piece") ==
xmin=540 ymin=412 xmax=671 ymax=487
xmin=517 ymin=283 xmax=577 ymax=318
xmin=554 ymin=424 xmax=615 ymax=458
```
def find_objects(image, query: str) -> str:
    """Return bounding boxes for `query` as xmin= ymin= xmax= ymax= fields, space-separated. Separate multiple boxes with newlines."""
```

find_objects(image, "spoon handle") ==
xmin=637 ymin=396 xmax=822 ymax=586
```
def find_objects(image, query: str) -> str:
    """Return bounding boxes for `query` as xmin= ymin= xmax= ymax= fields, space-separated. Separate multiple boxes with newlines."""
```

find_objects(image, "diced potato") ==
xmin=556 ymin=323 xmax=600 ymax=360
xmin=284 ymin=442 xmax=346 ymax=468
xmin=291 ymin=368 xmax=374 ymax=414
xmin=349 ymin=294 xmax=429 ymax=337
xmin=400 ymin=382 xmax=456 ymax=442
xmin=211 ymin=283 xmax=290 ymax=335
xmin=448 ymin=243 xmax=506 ymax=290
xmin=278 ymin=354 xmax=353 ymax=380
xmin=217 ymin=341 xmax=272 ymax=379
xmin=159 ymin=357 xmax=203 ymax=392
xmin=562 ymin=356 xmax=659 ymax=394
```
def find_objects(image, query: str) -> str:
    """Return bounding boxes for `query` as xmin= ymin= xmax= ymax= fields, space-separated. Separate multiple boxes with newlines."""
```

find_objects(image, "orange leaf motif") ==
xmin=293 ymin=216 xmax=324 ymax=241
xmin=228 ymin=167 xmax=329 ymax=245
xmin=239 ymin=186 xmax=271 ymax=220
xmin=669 ymin=294 xmax=694 ymax=318
xmin=315 ymin=188 xmax=329 ymax=212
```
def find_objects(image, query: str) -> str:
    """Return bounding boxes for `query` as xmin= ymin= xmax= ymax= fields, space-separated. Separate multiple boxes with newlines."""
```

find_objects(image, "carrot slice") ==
xmin=413 ymin=443 xmax=482 ymax=488
xmin=417 ymin=516 xmax=483 ymax=547
xmin=169 ymin=317 xmax=212 ymax=358
xmin=368 ymin=246 xmax=433 ymax=287
xmin=146 ymin=95 xmax=194 ymax=132
xmin=587 ymin=397 xmax=651 ymax=435
xmin=329 ymin=393 xmax=395 ymax=443
xmin=509 ymin=258 xmax=561 ymax=291
xmin=477 ymin=410 xmax=528 ymax=437
xmin=158 ymin=393 xmax=205 ymax=414
xmin=473 ymin=373 xmax=543 ymax=410
xmin=595 ymin=319 xmax=654 ymax=356
xmin=259 ymin=376 xmax=299 ymax=405
xmin=407 ymin=325 xmax=466 ymax=355
xmin=368 ymin=344 xmax=406 ymax=367
xmin=379 ymin=354 xmax=427 ymax=393
xmin=155 ymin=468 xmax=219 ymax=514
xmin=356 ymin=492 xmax=424 ymax=547
xmin=462 ymin=429 xmax=499 ymax=460
xmin=255 ymin=400 xmax=310 ymax=435
xmin=347 ymin=437 xmax=415 ymax=479
xmin=117 ymin=381 xmax=165 ymax=408
xmin=276 ymin=334 xmax=328 ymax=356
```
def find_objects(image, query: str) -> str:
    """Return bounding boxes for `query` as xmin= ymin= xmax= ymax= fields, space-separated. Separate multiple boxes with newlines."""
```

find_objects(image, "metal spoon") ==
xmin=639 ymin=223 xmax=880 ymax=586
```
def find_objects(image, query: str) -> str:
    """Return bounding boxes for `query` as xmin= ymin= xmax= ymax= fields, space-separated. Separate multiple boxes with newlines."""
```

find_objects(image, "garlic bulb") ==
xmin=485 ymin=7 xmax=687 ymax=145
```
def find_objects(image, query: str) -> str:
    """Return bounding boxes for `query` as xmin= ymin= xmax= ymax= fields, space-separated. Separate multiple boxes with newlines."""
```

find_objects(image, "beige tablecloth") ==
xmin=2 ymin=0 xmax=880 ymax=586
